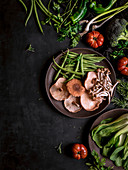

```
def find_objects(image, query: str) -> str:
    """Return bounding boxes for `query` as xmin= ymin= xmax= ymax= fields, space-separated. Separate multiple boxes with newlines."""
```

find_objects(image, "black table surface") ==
xmin=0 ymin=1 xmax=127 ymax=170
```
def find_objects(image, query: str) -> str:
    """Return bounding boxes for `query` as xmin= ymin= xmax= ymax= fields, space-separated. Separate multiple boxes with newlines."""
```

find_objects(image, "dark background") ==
xmin=0 ymin=0 xmax=127 ymax=170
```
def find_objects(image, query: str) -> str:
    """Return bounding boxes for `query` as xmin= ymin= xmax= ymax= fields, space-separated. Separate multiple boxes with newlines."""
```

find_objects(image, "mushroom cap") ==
xmin=64 ymin=95 xmax=82 ymax=113
xmin=50 ymin=77 xmax=69 ymax=101
xmin=84 ymin=72 xmax=97 ymax=90
xmin=80 ymin=92 xmax=103 ymax=111
xmin=66 ymin=79 xmax=85 ymax=97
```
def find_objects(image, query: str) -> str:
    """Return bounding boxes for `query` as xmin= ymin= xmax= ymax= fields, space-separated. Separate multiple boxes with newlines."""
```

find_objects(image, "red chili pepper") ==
xmin=117 ymin=57 xmax=128 ymax=76
xmin=86 ymin=31 xmax=104 ymax=48
xmin=72 ymin=143 xmax=88 ymax=160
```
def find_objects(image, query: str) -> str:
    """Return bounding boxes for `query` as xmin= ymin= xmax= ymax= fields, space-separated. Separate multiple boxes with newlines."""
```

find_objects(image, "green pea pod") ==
xmin=70 ymin=0 xmax=89 ymax=24
xmin=89 ymin=0 xmax=117 ymax=14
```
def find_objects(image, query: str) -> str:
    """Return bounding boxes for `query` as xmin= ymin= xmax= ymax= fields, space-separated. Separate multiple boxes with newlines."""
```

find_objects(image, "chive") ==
xmin=25 ymin=0 xmax=34 ymax=26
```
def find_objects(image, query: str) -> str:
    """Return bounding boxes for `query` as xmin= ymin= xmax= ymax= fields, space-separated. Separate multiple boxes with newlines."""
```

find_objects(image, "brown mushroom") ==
xmin=64 ymin=95 xmax=82 ymax=113
xmin=66 ymin=79 xmax=85 ymax=97
xmin=80 ymin=92 xmax=103 ymax=111
xmin=50 ymin=77 xmax=69 ymax=101
xmin=84 ymin=72 xmax=97 ymax=90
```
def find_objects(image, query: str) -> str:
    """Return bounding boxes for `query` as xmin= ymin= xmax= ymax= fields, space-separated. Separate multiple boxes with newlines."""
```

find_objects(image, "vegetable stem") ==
xmin=18 ymin=0 xmax=27 ymax=13
xmin=53 ymin=58 xmax=84 ymax=76
xmin=34 ymin=0 xmax=44 ymax=33
xmin=36 ymin=0 xmax=60 ymax=24
xmin=25 ymin=0 xmax=34 ymax=26
xmin=54 ymin=50 xmax=69 ymax=81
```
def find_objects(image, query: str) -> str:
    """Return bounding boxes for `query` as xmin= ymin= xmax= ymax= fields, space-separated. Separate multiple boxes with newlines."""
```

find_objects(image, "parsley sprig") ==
xmin=86 ymin=150 xmax=113 ymax=170
xmin=110 ymin=41 xmax=128 ymax=59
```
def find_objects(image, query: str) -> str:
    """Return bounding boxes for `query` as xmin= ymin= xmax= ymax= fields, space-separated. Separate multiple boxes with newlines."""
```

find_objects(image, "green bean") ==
xmin=74 ymin=75 xmax=81 ymax=79
xmin=83 ymin=69 xmax=96 ymax=72
xmin=18 ymin=0 xmax=27 ymax=13
xmin=83 ymin=56 xmax=105 ymax=60
xmin=67 ymin=54 xmax=82 ymax=81
xmin=53 ymin=58 xmax=84 ymax=76
xmin=80 ymin=54 xmax=84 ymax=76
xmin=48 ymin=0 xmax=52 ymax=11
xmin=52 ymin=66 xmax=68 ymax=78
xmin=54 ymin=50 xmax=68 ymax=81
xmin=34 ymin=1 xmax=43 ymax=34
xmin=25 ymin=0 xmax=34 ymax=26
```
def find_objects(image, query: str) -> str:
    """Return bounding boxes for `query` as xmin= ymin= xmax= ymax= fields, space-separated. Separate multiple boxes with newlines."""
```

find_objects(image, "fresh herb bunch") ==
xmin=86 ymin=150 xmax=113 ymax=170
xmin=57 ymin=23 xmax=82 ymax=47
xmin=110 ymin=41 xmax=128 ymax=59
xmin=18 ymin=0 xmax=88 ymax=47
xmin=112 ymin=80 xmax=128 ymax=108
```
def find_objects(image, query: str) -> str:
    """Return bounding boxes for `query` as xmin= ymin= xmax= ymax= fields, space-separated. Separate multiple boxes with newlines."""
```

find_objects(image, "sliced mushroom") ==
xmin=64 ymin=95 xmax=82 ymax=113
xmin=80 ymin=92 xmax=103 ymax=111
xmin=66 ymin=79 xmax=85 ymax=97
xmin=50 ymin=77 xmax=69 ymax=101
xmin=84 ymin=72 xmax=97 ymax=90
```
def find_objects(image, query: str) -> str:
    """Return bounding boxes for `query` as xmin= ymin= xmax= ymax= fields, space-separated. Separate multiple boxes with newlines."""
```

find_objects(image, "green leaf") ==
xmin=115 ymin=156 xmax=122 ymax=167
xmin=110 ymin=146 xmax=124 ymax=161
xmin=26 ymin=44 xmax=35 ymax=52
xmin=55 ymin=142 xmax=62 ymax=154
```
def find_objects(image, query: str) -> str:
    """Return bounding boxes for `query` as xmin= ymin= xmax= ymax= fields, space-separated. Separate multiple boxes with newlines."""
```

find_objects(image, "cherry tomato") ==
xmin=86 ymin=31 xmax=104 ymax=48
xmin=72 ymin=144 xmax=88 ymax=160
xmin=117 ymin=57 xmax=128 ymax=76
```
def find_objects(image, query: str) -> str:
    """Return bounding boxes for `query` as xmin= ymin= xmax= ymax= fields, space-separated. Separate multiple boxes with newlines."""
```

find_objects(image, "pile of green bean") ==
xmin=53 ymin=50 xmax=105 ymax=81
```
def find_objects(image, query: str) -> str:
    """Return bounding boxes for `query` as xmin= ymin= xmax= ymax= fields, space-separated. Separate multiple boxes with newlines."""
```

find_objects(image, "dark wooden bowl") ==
xmin=45 ymin=48 xmax=117 ymax=118
xmin=89 ymin=108 xmax=128 ymax=169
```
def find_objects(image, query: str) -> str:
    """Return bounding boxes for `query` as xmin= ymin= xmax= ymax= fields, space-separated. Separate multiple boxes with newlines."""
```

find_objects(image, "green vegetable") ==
xmin=18 ymin=0 xmax=27 ymax=13
xmin=91 ymin=114 xmax=128 ymax=170
xmin=106 ymin=18 xmax=128 ymax=47
xmin=86 ymin=150 xmax=113 ymax=170
xmin=26 ymin=44 xmax=35 ymax=52
xmin=89 ymin=0 xmax=117 ymax=14
xmin=55 ymin=142 xmax=62 ymax=154
xmin=112 ymin=80 xmax=128 ymax=109
xmin=110 ymin=41 xmax=128 ymax=59
xmin=79 ymin=2 xmax=128 ymax=37
xmin=70 ymin=0 xmax=89 ymax=24
xmin=52 ymin=51 xmax=105 ymax=81
xmin=19 ymin=0 xmax=86 ymax=47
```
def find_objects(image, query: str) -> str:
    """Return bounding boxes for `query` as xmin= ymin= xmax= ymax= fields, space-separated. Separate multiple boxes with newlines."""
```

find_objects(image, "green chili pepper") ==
xmin=70 ymin=0 xmax=89 ymax=24
xmin=89 ymin=0 xmax=117 ymax=14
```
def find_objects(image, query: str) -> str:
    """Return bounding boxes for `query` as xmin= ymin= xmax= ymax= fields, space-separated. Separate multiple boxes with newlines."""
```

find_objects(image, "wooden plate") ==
xmin=88 ymin=108 xmax=128 ymax=169
xmin=45 ymin=48 xmax=116 ymax=118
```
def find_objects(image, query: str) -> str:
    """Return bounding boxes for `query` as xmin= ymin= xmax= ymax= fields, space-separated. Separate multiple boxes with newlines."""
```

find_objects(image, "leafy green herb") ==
xmin=18 ymin=0 xmax=87 ymax=47
xmin=55 ymin=142 xmax=62 ymax=154
xmin=52 ymin=2 xmax=60 ymax=12
xmin=86 ymin=150 xmax=113 ymax=170
xmin=57 ymin=23 xmax=82 ymax=46
xmin=26 ymin=44 xmax=35 ymax=52
xmin=112 ymin=80 xmax=128 ymax=108
xmin=110 ymin=41 xmax=128 ymax=59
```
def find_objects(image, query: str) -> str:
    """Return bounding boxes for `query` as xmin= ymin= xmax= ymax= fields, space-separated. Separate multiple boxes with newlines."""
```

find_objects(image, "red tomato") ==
xmin=117 ymin=57 xmax=128 ymax=76
xmin=72 ymin=144 xmax=88 ymax=160
xmin=86 ymin=31 xmax=104 ymax=48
